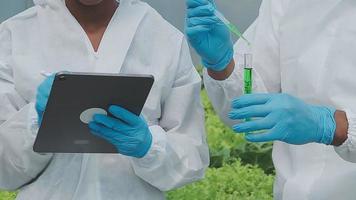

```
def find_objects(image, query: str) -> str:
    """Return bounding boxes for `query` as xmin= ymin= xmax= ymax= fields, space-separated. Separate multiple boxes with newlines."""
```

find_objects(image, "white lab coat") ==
xmin=204 ymin=0 xmax=356 ymax=199
xmin=0 ymin=0 xmax=209 ymax=199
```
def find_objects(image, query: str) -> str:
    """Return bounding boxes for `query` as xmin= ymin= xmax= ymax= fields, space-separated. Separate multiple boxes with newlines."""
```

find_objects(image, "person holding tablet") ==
xmin=0 ymin=0 xmax=209 ymax=199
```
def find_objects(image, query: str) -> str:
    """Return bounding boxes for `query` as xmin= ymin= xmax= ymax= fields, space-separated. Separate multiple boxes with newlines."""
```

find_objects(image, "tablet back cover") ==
xmin=33 ymin=73 xmax=154 ymax=153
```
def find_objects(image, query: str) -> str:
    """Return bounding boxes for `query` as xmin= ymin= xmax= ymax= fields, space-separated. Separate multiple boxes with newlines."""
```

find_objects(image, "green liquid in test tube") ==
xmin=244 ymin=54 xmax=253 ymax=95
xmin=244 ymin=54 xmax=253 ymax=135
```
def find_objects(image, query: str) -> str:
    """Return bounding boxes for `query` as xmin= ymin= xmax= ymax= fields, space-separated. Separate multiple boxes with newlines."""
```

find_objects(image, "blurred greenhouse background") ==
xmin=0 ymin=0 xmax=275 ymax=200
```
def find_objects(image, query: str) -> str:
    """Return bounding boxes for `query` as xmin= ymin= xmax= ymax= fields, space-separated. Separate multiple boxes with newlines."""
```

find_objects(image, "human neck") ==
xmin=65 ymin=0 xmax=119 ymax=33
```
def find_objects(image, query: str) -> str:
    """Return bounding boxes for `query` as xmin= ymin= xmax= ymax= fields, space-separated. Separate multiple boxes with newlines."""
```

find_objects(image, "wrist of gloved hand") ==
xmin=202 ymin=47 xmax=234 ymax=72
xmin=134 ymin=130 xmax=153 ymax=158
xmin=312 ymin=106 xmax=336 ymax=145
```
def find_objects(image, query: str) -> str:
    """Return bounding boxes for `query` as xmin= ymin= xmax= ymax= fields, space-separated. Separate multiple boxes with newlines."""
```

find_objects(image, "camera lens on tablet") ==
xmin=58 ymin=75 xmax=66 ymax=80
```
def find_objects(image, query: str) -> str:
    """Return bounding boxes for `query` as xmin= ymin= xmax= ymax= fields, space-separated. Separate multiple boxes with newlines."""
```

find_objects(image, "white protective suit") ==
xmin=0 ymin=0 xmax=209 ymax=199
xmin=204 ymin=0 xmax=356 ymax=199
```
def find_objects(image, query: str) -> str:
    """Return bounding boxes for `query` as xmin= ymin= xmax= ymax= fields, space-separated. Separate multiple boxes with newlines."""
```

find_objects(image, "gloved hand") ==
xmin=228 ymin=93 xmax=336 ymax=145
xmin=89 ymin=105 xmax=152 ymax=158
xmin=185 ymin=0 xmax=233 ymax=71
xmin=35 ymin=75 xmax=55 ymax=124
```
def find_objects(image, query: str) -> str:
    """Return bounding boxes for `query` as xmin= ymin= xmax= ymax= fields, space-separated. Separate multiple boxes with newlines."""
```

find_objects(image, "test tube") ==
xmin=243 ymin=54 xmax=253 ymax=95
xmin=244 ymin=54 xmax=253 ymax=135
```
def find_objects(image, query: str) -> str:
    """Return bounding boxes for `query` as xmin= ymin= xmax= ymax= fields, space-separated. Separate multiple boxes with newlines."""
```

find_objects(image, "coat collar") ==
xmin=94 ymin=0 xmax=148 ymax=73
xmin=37 ymin=0 xmax=147 ymax=73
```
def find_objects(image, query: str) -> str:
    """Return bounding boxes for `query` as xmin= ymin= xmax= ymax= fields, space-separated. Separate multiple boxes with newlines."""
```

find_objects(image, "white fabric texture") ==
xmin=0 ymin=0 xmax=209 ymax=199
xmin=33 ymin=0 xmax=46 ymax=5
xmin=204 ymin=0 xmax=356 ymax=199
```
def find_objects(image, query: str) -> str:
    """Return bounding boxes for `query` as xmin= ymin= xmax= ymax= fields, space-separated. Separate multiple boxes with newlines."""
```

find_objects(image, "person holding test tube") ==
xmin=185 ymin=0 xmax=356 ymax=199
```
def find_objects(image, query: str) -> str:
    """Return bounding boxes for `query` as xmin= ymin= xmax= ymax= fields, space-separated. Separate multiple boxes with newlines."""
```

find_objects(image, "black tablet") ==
xmin=33 ymin=72 xmax=154 ymax=153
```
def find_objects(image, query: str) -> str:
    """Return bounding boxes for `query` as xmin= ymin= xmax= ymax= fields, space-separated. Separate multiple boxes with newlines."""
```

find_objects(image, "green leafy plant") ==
xmin=0 ymin=191 xmax=17 ymax=200
xmin=202 ymin=90 xmax=274 ymax=174
xmin=166 ymin=160 xmax=274 ymax=200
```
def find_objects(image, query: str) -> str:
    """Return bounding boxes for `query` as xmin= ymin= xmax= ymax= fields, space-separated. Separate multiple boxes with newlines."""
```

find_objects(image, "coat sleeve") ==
xmin=0 ymin=23 xmax=52 ymax=191
xmin=334 ymin=109 xmax=356 ymax=163
xmin=203 ymin=0 xmax=290 ymax=127
xmin=130 ymin=38 xmax=209 ymax=191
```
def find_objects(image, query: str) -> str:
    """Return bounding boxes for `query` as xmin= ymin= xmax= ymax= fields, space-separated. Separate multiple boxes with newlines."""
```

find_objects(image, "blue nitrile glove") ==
xmin=185 ymin=0 xmax=233 ymax=71
xmin=89 ymin=105 xmax=152 ymax=158
xmin=35 ymin=75 xmax=55 ymax=124
xmin=228 ymin=93 xmax=336 ymax=145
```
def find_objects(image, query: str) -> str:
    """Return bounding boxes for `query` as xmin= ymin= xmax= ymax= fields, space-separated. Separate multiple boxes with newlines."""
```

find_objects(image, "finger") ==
xmin=186 ymin=16 xmax=219 ymax=27
xmin=228 ymin=105 xmax=272 ymax=119
xmin=35 ymin=93 xmax=48 ymax=112
xmin=231 ymin=93 xmax=273 ymax=109
xmin=186 ymin=0 xmax=209 ymax=9
xmin=42 ymin=74 xmax=55 ymax=87
xmin=187 ymin=4 xmax=214 ymax=18
xmin=186 ymin=25 xmax=211 ymax=38
xmin=232 ymin=117 xmax=276 ymax=133
xmin=35 ymin=102 xmax=45 ymax=114
xmin=89 ymin=122 xmax=125 ymax=142
xmin=109 ymin=105 xmax=139 ymax=125
xmin=37 ymin=111 xmax=44 ymax=124
xmin=245 ymin=127 xmax=279 ymax=143
xmin=36 ymin=74 xmax=55 ymax=109
xmin=93 ymin=114 xmax=129 ymax=133
xmin=38 ymin=75 xmax=55 ymax=97
xmin=38 ymin=84 xmax=51 ymax=97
